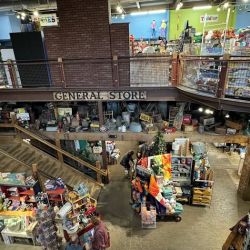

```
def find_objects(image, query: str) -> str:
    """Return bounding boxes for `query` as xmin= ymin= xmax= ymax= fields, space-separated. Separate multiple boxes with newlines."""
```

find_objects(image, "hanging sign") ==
xmin=200 ymin=15 xmax=218 ymax=23
xmin=32 ymin=14 xmax=58 ymax=27
xmin=53 ymin=91 xmax=147 ymax=101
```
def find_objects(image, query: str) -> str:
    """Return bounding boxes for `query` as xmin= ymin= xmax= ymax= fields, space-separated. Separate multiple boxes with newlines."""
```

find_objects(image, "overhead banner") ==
xmin=53 ymin=91 xmax=147 ymax=101
xmin=32 ymin=14 xmax=58 ymax=27
xmin=200 ymin=15 xmax=218 ymax=23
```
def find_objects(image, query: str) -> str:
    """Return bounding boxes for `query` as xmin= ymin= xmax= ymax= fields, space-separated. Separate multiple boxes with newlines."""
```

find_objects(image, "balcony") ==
xmin=0 ymin=54 xmax=249 ymax=112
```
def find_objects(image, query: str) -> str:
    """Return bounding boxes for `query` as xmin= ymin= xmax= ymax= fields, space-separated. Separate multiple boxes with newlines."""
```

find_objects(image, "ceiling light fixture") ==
xmin=121 ymin=14 xmax=125 ymax=19
xmin=198 ymin=107 xmax=203 ymax=112
xmin=176 ymin=2 xmax=183 ymax=11
xmin=116 ymin=5 xmax=123 ymax=14
xmin=21 ymin=16 xmax=25 ymax=20
xmin=223 ymin=2 xmax=229 ymax=9
xmin=205 ymin=109 xmax=214 ymax=115
xmin=21 ymin=12 xmax=26 ymax=17
xmin=130 ymin=9 xmax=166 ymax=16
xmin=243 ymin=0 xmax=248 ymax=3
xmin=217 ymin=6 xmax=221 ymax=12
xmin=16 ymin=14 xmax=20 ymax=19
xmin=192 ymin=5 xmax=212 ymax=10
xmin=33 ymin=10 xmax=39 ymax=17
xmin=225 ymin=114 xmax=230 ymax=118
xmin=136 ymin=1 xmax=140 ymax=9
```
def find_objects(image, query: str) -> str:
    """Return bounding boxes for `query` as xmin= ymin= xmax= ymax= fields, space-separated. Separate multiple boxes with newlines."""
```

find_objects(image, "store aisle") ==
xmin=98 ymin=142 xmax=250 ymax=250
xmin=0 ymin=143 xmax=249 ymax=250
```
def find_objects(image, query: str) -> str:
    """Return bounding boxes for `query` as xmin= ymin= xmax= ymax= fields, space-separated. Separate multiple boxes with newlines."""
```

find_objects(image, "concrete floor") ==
xmin=0 ymin=142 xmax=250 ymax=250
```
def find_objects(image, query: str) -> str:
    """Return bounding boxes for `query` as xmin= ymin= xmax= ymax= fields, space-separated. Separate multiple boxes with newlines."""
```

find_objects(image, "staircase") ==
xmin=0 ymin=138 xmax=102 ymax=199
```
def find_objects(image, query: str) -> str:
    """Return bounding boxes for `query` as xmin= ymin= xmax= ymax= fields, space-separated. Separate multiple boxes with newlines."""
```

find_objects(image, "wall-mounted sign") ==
xmin=53 ymin=91 xmax=147 ymax=101
xmin=32 ymin=14 xmax=58 ymax=27
xmin=200 ymin=15 xmax=218 ymax=23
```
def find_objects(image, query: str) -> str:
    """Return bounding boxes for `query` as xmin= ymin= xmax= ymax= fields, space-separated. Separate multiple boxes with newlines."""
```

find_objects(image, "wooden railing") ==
xmin=0 ymin=123 xmax=107 ymax=182
xmin=0 ymin=147 xmax=72 ymax=190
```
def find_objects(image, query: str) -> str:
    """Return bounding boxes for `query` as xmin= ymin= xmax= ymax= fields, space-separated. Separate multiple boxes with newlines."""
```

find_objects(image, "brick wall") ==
xmin=110 ymin=23 xmax=130 ymax=87
xmin=44 ymin=0 xmax=115 ymax=87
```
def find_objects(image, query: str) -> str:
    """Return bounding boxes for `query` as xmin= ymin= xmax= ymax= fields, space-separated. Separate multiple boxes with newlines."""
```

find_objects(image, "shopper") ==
xmin=91 ymin=215 xmax=110 ymax=250
xmin=65 ymin=234 xmax=83 ymax=250
xmin=120 ymin=151 xmax=134 ymax=177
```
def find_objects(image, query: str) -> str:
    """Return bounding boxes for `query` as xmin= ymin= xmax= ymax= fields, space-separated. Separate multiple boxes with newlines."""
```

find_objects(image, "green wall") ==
xmin=169 ymin=7 xmax=236 ymax=40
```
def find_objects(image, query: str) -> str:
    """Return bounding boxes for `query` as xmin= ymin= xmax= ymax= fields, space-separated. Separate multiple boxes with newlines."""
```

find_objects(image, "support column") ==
xmin=238 ymin=141 xmax=250 ymax=200
xmin=55 ymin=135 xmax=64 ymax=163
xmin=98 ymin=101 xmax=109 ymax=183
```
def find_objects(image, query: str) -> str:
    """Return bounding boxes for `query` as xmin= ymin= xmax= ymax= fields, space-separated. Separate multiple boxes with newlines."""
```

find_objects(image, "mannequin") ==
xmin=160 ymin=20 xmax=167 ymax=38
xmin=151 ymin=20 xmax=156 ymax=38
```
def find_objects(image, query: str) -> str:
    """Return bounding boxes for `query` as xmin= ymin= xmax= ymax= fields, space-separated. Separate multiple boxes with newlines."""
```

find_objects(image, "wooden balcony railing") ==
xmin=0 ymin=122 xmax=107 ymax=185
xmin=0 ymin=55 xmax=249 ymax=99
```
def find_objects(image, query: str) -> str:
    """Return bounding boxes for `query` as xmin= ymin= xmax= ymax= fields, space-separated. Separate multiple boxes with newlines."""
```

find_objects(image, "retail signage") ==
xmin=32 ymin=14 xmax=58 ymax=27
xmin=200 ymin=15 xmax=218 ymax=23
xmin=53 ymin=91 xmax=147 ymax=101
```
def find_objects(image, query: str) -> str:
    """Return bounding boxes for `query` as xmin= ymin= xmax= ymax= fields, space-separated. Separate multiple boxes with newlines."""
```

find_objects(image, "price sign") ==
xmin=32 ymin=14 xmax=58 ymax=27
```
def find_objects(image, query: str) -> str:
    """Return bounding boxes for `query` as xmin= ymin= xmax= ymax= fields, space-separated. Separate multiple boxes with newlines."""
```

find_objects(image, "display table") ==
xmin=1 ymin=227 xmax=36 ymax=245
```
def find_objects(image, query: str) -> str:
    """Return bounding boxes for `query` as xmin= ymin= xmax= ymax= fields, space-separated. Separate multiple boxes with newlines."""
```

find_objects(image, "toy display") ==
xmin=62 ymin=184 xmax=97 ymax=237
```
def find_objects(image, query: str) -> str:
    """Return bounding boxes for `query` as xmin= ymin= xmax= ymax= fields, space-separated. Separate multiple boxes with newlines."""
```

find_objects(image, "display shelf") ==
xmin=0 ymin=210 xmax=34 ymax=217
xmin=46 ymin=188 xmax=65 ymax=195
xmin=0 ymin=180 xmax=40 ymax=208
xmin=19 ymin=190 xmax=35 ymax=196
xmin=46 ymin=188 xmax=66 ymax=205
xmin=225 ymin=61 xmax=250 ymax=99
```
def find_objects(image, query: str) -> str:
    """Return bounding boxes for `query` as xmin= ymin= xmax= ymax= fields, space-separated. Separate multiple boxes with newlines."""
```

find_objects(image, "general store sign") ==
xmin=32 ymin=14 xmax=58 ymax=27
xmin=200 ymin=15 xmax=218 ymax=23
xmin=53 ymin=91 xmax=147 ymax=101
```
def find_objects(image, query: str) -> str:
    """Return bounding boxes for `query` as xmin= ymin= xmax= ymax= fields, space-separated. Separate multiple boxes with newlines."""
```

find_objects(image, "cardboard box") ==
xmin=200 ymin=117 xmax=215 ymax=126
xmin=227 ymin=128 xmax=236 ymax=135
xmin=225 ymin=120 xmax=243 ymax=130
xmin=183 ymin=125 xmax=193 ymax=132
xmin=215 ymin=127 xmax=226 ymax=135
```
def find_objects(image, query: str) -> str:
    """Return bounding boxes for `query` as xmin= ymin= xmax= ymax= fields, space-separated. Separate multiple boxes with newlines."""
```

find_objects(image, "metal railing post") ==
xmin=217 ymin=54 xmax=229 ymax=98
xmin=7 ymin=60 xmax=17 ymax=89
xmin=58 ymin=57 xmax=66 ymax=88
xmin=112 ymin=55 xmax=119 ymax=87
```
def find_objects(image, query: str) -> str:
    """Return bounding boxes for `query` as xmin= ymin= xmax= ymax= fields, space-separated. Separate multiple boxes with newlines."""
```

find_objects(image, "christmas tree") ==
xmin=151 ymin=131 xmax=166 ymax=156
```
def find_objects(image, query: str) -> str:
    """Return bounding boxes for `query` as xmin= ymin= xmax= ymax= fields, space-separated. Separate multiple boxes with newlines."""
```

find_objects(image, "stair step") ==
xmin=0 ymin=138 xmax=102 ymax=197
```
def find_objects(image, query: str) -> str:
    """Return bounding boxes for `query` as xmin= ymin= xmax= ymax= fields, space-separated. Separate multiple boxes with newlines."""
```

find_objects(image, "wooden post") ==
xmin=32 ymin=164 xmax=38 ymax=180
xmin=112 ymin=55 xmax=119 ymax=87
xmin=97 ymin=101 xmax=109 ymax=183
xmin=96 ymin=161 xmax=102 ymax=184
xmin=171 ymin=53 xmax=178 ymax=86
xmin=55 ymin=137 xmax=64 ymax=163
xmin=58 ymin=57 xmax=66 ymax=88
xmin=238 ymin=140 xmax=250 ymax=201
xmin=7 ymin=60 xmax=17 ymax=89
xmin=217 ymin=54 xmax=229 ymax=98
